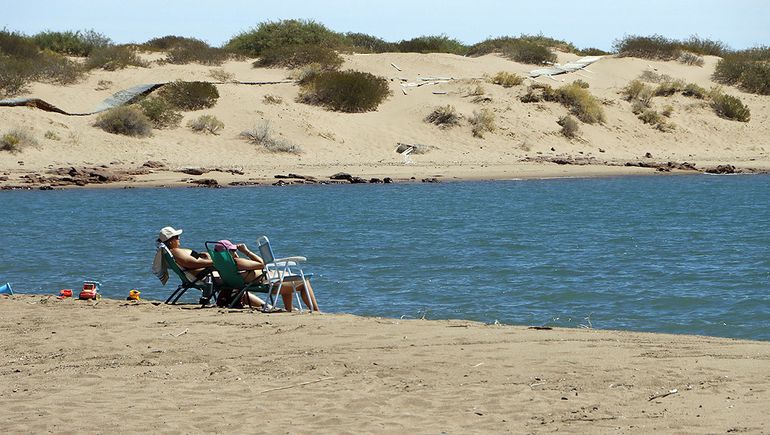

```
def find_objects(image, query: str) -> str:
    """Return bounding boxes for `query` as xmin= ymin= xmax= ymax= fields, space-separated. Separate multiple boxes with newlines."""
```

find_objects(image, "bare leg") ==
xmin=242 ymin=292 xmax=265 ymax=309
xmin=277 ymin=281 xmax=319 ymax=312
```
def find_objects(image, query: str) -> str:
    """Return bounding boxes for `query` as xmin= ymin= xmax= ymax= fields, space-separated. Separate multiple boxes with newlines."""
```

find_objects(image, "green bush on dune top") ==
xmin=0 ymin=30 xmax=83 ymax=96
xmin=713 ymin=47 xmax=770 ymax=95
xmin=225 ymin=19 xmax=343 ymax=56
xmin=31 ymin=30 xmax=111 ymax=56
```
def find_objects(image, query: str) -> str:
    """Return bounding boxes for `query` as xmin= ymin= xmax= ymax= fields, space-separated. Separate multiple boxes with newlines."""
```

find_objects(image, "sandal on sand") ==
xmin=261 ymin=305 xmax=282 ymax=313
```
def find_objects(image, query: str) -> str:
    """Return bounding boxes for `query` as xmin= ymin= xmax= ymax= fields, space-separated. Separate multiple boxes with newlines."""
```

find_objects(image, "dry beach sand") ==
xmin=1 ymin=51 xmax=769 ymax=188
xmin=1 ymin=295 xmax=769 ymax=433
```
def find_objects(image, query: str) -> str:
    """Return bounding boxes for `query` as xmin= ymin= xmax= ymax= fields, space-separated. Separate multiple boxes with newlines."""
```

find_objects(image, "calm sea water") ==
xmin=2 ymin=175 xmax=769 ymax=340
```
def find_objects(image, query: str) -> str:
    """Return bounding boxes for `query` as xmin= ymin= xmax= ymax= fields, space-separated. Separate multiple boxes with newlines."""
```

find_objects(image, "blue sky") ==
xmin=3 ymin=0 xmax=768 ymax=50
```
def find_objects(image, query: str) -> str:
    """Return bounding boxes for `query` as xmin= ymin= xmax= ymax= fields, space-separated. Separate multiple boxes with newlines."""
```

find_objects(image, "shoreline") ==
xmin=1 ymin=294 xmax=768 ymax=433
xmin=2 ymin=160 xmax=767 ymax=190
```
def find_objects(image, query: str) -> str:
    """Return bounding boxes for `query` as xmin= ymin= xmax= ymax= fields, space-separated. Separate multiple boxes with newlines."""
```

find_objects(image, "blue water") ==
xmin=2 ymin=175 xmax=769 ymax=340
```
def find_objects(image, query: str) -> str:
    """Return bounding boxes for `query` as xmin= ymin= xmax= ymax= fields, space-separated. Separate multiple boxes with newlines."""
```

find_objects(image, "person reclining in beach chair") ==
xmin=208 ymin=239 xmax=320 ymax=313
xmin=153 ymin=226 xmax=268 ymax=309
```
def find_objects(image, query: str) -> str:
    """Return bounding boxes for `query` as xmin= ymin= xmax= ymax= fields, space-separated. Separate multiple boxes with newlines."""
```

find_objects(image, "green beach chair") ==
xmin=159 ymin=244 xmax=217 ymax=305
xmin=204 ymin=241 xmax=271 ymax=309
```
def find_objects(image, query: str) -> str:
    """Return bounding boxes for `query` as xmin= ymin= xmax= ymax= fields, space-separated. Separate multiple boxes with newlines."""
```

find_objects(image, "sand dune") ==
xmin=1 ymin=51 xmax=768 ymax=187
xmin=1 ymin=295 xmax=768 ymax=433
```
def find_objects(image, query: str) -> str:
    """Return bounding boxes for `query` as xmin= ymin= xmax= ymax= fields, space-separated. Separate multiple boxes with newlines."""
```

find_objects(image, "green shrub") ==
xmin=714 ymin=48 xmax=770 ymax=95
xmin=32 ymin=30 xmax=110 ymax=56
xmin=44 ymin=130 xmax=60 ymax=140
xmin=654 ymin=79 xmax=686 ymax=96
xmin=555 ymin=83 xmax=605 ymax=124
xmin=680 ymin=35 xmax=729 ymax=57
xmin=614 ymin=34 xmax=681 ymax=60
xmin=208 ymin=68 xmax=234 ymax=82
xmin=683 ymin=83 xmax=707 ymax=98
xmin=520 ymin=83 xmax=558 ymax=103
xmin=138 ymin=98 xmax=182 ymax=128
xmin=516 ymin=34 xmax=578 ymax=53
xmin=491 ymin=71 xmax=523 ymax=87
xmin=710 ymin=91 xmax=751 ymax=122
xmin=0 ymin=30 xmax=83 ymax=94
xmin=576 ymin=47 xmax=610 ymax=56
xmin=158 ymin=81 xmax=219 ymax=110
xmin=468 ymin=37 xmax=557 ymax=65
xmin=622 ymin=80 xmax=654 ymax=105
xmin=225 ymin=19 xmax=343 ymax=56
xmin=469 ymin=108 xmax=495 ymax=138
xmin=678 ymin=51 xmax=704 ymax=66
xmin=638 ymin=108 xmax=663 ymax=125
xmin=94 ymin=106 xmax=153 ymax=136
xmin=616 ymin=35 xmax=728 ymax=61
xmin=557 ymin=115 xmax=579 ymax=138
xmin=240 ymin=121 xmax=301 ymax=153
xmin=342 ymin=32 xmax=395 ymax=53
xmin=572 ymin=79 xmax=590 ymax=89
xmin=254 ymin=44 xmax=343 ymax=69
xmin=37 ymin=52 xmax=83 ymax=84
xmin=85 ymin=45 xmax=147 ymax=70
xmin=396 ymin=35 xmax=467 ymax=54
xmin=263 ymin=94 xmax=283 ymax=104
xmin=0 ymin=56 xmax=34 ymax=96
xmin=0 ymin=30 xmax=39 ymax=58
xmin=187 ymin=114 xmax=224 ymax=134
xmin=465 ymin=82 xmax=485 ymax=97
xmin=425 ymin=105 xmax=461 ymax=127
xmin=299 ymin=70 xmax=390 ymax=112
xmin=1 ymin=128 xmax=37 ymax=153
xmin=661 ymin=105 xmax=674 ymax=117
xmin=142 ymin=35 xmax=203 ymax=51
xmin=165 ymin=39 xmax=229 ymax=66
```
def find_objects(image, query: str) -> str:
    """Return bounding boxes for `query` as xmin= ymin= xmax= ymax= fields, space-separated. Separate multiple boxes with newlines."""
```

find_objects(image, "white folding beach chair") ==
xmin=256 ymin=236 xmax=313 ymax=312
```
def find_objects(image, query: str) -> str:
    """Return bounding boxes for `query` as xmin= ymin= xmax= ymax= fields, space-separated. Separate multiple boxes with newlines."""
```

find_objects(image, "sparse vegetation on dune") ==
xmin=490 ymin=71 xmax=524 ymax=88
xmin=240 ymin=121 xmax=301 ymax=154
xmin=425 ymin=105 xmax=461 ymax=128
xmin=1 ymin=128 xmax=37 ymax=153
xmin=469 ymin=108 xmax=496 ymax=138
xmin=557 ymin=115 xmax=579 ymax=138
xmin=187 ymin=115 xmax=224 ymax=135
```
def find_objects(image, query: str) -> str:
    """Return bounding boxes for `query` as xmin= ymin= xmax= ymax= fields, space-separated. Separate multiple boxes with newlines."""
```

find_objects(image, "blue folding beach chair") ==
xmin=256 ymin=236 xmax=313 ymax=311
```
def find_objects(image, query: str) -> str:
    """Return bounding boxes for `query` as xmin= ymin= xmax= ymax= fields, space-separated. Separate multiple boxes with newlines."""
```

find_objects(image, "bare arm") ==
xmin=234 ymin=244 xmax=265 ymax=270
xmin=171 ymin=248 xmax=213 ymax=270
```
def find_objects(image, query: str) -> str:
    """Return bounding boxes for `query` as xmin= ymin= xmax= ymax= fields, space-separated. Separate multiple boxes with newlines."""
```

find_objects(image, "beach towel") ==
xmin=152 ymin=248 xmax=170 ymax=285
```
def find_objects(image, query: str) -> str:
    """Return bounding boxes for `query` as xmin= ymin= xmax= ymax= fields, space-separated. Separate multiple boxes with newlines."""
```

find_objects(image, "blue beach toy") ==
xmin=0 ymin=283 xmax=13 ymax=295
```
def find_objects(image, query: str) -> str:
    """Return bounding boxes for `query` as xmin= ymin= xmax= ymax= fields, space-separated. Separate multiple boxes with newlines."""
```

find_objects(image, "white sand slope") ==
xmin=1 ymin=51 xmax=768 ymax=186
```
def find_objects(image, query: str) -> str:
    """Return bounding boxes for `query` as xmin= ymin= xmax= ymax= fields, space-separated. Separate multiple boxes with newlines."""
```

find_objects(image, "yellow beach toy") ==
xmin=127 ymin=289 xmax=141 ymax=301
